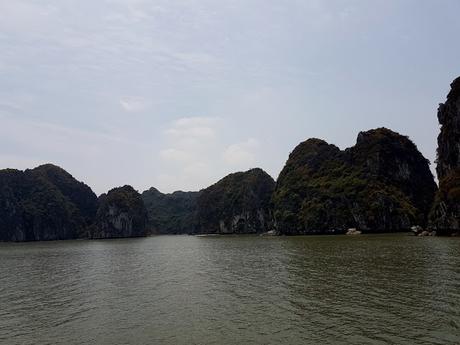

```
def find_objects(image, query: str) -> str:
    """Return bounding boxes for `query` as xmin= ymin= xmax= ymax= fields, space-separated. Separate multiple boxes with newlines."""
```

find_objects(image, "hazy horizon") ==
xmin=1 ymin=0 xmax=459 ymax=194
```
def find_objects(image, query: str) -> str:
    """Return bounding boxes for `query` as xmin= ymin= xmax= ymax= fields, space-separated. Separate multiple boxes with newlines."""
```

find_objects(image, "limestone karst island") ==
xmin=1 ymin=77 xmax=459 ymax=241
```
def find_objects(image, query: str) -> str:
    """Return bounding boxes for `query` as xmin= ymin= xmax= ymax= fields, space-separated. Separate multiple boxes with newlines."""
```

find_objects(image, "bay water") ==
xmin=1 ymin=234 xmax=459 ymax=344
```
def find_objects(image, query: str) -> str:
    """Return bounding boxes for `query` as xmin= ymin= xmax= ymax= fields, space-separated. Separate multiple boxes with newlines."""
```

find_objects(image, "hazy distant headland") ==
xmin=1 ymin=77 xmax=459 ymax=241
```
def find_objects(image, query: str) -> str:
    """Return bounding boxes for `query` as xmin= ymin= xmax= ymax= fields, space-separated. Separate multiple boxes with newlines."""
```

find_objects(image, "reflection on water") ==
xmin=0 ymin=234 xmax=459 ymax=344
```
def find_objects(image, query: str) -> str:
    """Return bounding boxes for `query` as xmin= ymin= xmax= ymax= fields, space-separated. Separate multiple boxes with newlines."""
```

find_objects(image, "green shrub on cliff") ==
xmin=273 ymin=128 xmax=437 ymax=234
xmin=0 ymin=164 xmax=98 ymax=241
xmin=196 ymin=168 xmax=275 ymax=234
xmin=430 ymin=77 xmax=460 ymax=234
xmin=141 ymin=188 xmax=199 ymax=234
xmin=92 ymin=185 xmax=147 ymax=239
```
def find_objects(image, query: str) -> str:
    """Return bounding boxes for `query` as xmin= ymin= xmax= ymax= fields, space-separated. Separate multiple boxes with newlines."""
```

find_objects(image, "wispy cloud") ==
xmin=160 ymin=116 xmax=220 ymax=169
xmin=164 ymin=117 xmax=218 ymax=140
xmin=0 ymin=101 xmax=22 ymax=115
xmin=223 ymin=138 xmax=260 ymax=167
xmin=0 ymin=115 xmax=136 ymax=194
xmin=157 ymin=116 xmax=262 ymax=192
xmin=120 ymin=96 xmax=149 ymax=112
xmin=159 ymin=148 xmax=192 ymax=163
xmin=0 ymin=115 xmax=123 ymax=157
xmin=0 ymin=1 xmax=57 ymax=34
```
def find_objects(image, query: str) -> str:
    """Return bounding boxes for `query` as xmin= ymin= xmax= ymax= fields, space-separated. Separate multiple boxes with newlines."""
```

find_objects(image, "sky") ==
xmin=0 ymin=0 xmax=459 ymax=195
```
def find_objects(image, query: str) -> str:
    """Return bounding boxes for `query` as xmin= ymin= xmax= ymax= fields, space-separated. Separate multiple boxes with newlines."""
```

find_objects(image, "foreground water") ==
xmin=0 ymin=234 xmax=459 ymax=345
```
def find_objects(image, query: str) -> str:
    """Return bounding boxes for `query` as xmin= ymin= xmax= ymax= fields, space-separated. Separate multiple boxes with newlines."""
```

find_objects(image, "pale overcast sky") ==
xmin=0 ymin=0 xmax=459 ymax=194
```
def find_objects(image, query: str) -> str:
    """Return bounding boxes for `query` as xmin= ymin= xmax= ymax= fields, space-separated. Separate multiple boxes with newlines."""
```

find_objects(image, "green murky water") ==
xmin=1 ymin=234 xmax=459 ymax=344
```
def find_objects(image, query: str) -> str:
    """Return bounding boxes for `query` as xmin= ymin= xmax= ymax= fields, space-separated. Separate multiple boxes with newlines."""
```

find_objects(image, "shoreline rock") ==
xmin=346 ymin=228 xmax=362 ymax=235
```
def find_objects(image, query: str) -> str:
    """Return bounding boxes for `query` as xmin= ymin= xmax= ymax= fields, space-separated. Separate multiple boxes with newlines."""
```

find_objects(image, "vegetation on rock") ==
xmin=273 ymin=128 xmax=437 ymax=234
xmin=195 ymin=168 xmax=275 ymax=234
xmin=141 ymin=188 xmax=200 ymax=234
xmin=31 ymin=164 xmax=98 ymax=227
xmin=0 ymin=164 xmax=98 ymax=241
xmin=430 ymin=76 xmax=460 ymax=234
xmin=92 ymin=185 xmax=148 ymax=239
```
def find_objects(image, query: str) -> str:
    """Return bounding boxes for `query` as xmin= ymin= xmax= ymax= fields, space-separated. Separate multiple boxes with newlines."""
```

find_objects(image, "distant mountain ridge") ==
xmin=141 ymin=188 xmax=200 ymax=234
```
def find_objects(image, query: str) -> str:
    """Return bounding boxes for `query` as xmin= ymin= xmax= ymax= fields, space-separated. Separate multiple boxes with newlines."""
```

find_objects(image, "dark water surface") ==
xmin=0 ymin=234 xmax=459 ymax=345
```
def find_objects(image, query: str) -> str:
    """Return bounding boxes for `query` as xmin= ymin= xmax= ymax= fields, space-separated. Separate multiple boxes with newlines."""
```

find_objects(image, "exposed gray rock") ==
xmin=346 ymin=228 xmax=362 ymax=235
xmin=92 ymin=185 xmax=147 ymax=239
xmin=195 ymin=168 xmax=275 ymax=234
xmin=430 ymin=77 xmax=460 ymax=234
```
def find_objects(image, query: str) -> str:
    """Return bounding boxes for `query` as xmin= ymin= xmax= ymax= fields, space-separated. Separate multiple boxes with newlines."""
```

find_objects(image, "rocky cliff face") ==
xmin=430 ymin=77 xmax=460 ymax=234
xmin=273 ymin=128 xmax=437 ymax=234
xmin=0 ymin=164 xmax=98 ymax=241
xmin=195 ymin=168 xmax=275 ymax=234
xmin=92 ymin=185 xmax=147 ymax=239
xmin=141 ymin=188 xmax=200 ymax=234
xmin=31 ymin=164 xmax=99 ymax=227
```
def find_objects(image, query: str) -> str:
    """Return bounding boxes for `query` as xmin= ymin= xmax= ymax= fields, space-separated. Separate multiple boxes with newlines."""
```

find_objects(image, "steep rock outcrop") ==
xmin=430 ymin=77 xmax=460 ymax=234
xmin=273 ymin=128 xmax=437 ymax=234
xmin=30 ymin=164 xmax=99 ymax=227
xmin=195 ymin=168 xmax=275 ymax=234
xmin=0 ymin=164 xmax=98 ymax=241
xmin=92 ymin=185 xmax=147 ymax=239
xmin=141 ymin=188 xmax=200 ymax=234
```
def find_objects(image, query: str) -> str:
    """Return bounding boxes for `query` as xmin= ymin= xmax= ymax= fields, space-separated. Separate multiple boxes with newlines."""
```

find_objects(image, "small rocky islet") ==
xmin=0 ymin=77 xmax=459 ymax=241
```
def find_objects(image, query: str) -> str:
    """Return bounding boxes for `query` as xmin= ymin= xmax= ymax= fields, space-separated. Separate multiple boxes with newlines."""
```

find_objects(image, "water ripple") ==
xmin=0 ymin=235 xmax=459 ymax=344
